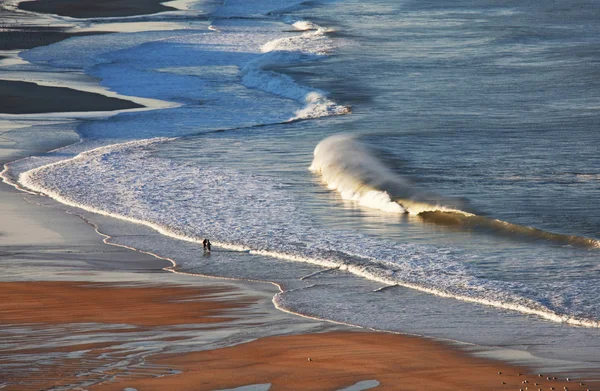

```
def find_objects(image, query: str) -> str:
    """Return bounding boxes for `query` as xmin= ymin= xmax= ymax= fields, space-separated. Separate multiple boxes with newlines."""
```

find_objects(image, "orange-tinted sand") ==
xmin=1 ymin=282 xmax=595 ymax=391
xmin=0 ymin=281 xmax=256 ymax=326
xmin=0 ymin=281 xmax=259 ymax=391
xmin=93 ymin=331 xmax=593 ymax=391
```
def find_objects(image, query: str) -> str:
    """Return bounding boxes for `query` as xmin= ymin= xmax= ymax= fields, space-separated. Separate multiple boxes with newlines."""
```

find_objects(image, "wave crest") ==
xmin=244 ymin=19 xmax=350 ymax=120
xmin=310 ymin=134 xmax=464 ymax=214
xmin=310 ymin=134 xmax=600 ymax=249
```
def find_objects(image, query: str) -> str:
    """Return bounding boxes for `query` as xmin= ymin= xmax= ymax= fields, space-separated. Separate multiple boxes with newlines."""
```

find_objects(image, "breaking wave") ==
xmin=241 ymin=18 xmax=350 ymax=120
xmin=310 ymin=134 xmax=600 ymax=248
xmin=5 ymin=139 xmax=598 ymax=328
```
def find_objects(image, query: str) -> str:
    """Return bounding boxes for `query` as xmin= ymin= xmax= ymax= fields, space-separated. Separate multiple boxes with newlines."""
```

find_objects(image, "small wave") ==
xmin=241 ymin=18 xmax=350 ymax=121
xmin=575 ymin=173 xmax=600 ymax=181
xmin=419 ymin=211 xmax=600 ymax=248
xmin=291 ymin=20 xmax=320 ymax=31
xmin=310 ymin=134 xmax=600 ymax=249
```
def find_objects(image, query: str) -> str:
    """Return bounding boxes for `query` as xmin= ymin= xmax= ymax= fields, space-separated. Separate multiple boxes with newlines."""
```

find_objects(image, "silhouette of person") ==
xmin=203 ymin=238 xmax=211 ymax=252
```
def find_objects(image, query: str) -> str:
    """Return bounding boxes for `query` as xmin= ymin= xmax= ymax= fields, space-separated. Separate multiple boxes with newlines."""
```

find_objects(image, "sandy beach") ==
xmin=18 ymin=0 xmax=175 ymax=18
xmin=1 ymin=0 xmax=599 ymax=390
xmin=0 ymin=80 xmax=143 ymax=114
xmin=0 ymin=281 xmax=264 ymax=390
xmin=0 ymin=281 xmax=254 ymax=326
xmin=93 ymin=332 xmax=590 ymax=391
xmin=2 ymin=278 xmax=593 ymax=391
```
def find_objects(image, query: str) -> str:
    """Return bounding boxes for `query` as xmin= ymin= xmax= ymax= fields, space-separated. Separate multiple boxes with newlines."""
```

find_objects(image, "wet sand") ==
xmin=1 ymin=281 xmax=594 ymax=391
xmin=0 ymin=281 xmax=268 ymax=391
xmin=0 ymin=80 xmax=143 ymax=114
xmin=93 ymin=331 xmax=594 ymax=391
xmin=0 ymin=281 xmax=256 ymax=326
xmin=18 ymin=0 xmax=176 ymax=18
xmin=0 ymin=28 xmax=108 ymax=50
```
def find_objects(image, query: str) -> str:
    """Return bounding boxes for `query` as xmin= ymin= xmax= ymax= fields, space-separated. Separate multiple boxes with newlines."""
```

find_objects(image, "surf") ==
xmin=310 ymin=134 xmax=600 ymax=249
xmin=6 ymin=137 xmax=597 ymax=329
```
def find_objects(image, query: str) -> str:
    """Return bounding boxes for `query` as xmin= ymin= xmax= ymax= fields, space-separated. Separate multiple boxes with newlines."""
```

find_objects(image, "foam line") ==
xmin=15 ymin=140 xmax=600 ymax=328
xmin=373 ymin=284 xmax=398 ymax=293
xmin=299 ymin=267 xmax=340 ymax=281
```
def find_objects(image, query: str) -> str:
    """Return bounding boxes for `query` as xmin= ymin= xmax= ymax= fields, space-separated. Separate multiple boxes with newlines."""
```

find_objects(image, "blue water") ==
xmin=4 ymin=0 xmax=600 ymax=373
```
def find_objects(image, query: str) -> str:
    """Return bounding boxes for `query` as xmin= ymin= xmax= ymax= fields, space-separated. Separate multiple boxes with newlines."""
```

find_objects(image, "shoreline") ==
xmin=1 ymin=1 xmax=599 ymax=391
xmin=0 ymin=80 xmax=144 ymax=114
xmin=17 ymin=0 xmax=176 ymax=18
xmin=2 ymin=162 xmax=598 ymax=388
xmin=3 ymin=279 xmax=596 ymax=391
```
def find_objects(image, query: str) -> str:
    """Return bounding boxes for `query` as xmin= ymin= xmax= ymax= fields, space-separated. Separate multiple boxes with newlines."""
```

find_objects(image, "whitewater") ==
xmin=3 ymin=0 xmax=600 ymax=369
xmin=6 ymin=130 xmax=598 ymax=329
xmin=310 ymin=134 xmax=600 ymax=248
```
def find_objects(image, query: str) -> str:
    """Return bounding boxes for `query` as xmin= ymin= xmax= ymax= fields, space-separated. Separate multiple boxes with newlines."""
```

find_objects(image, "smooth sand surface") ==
xmin=0 ymin=181 xmax=171 ymax=273
xmin=2 ymin=281 xmax=593 ymax=391
xmin=0 ymin=281 xmax=265 ymax=391
xmin=0 ymin=281 xmax=257 ymax=326
xmin=0 ymin=29 xmax=107 ymax=50
xmin=92 ymin=331 xmax=593 ymax=391
xmin=18 ymin=0 xmax=176 ymax=18
xmin=0 ymin=80 xmax=143 ymax=114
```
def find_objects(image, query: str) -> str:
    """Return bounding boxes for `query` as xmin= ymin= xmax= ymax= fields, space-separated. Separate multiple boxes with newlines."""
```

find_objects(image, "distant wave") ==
xmin=241 ymin=18 xmax=350 ymax=120
xmin=310 ymin=134 xmax=600 ymax=248
xmin=20 ymin=17 xmax=349 ymax=125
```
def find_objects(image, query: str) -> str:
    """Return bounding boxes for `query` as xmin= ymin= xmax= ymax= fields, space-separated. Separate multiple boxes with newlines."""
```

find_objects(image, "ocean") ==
xmin=3 ymin=0 xmax=600 ymax=373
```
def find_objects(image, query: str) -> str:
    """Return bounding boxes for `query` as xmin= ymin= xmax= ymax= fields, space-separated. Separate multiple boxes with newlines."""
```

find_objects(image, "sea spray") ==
xmin=309 ymin=134 xmax=462 ymax=214
xmin=310 ymin=134 xmax=600 ymax=249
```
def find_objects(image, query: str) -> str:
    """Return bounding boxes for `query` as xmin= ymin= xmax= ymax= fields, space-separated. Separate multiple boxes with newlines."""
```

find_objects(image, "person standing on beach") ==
xmin=203 ymin=238 xmax=211 ymax=252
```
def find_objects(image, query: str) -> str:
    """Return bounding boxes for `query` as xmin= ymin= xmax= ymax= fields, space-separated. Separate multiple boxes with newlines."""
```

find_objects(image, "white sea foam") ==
xmin=248 ymin=19 xmax=349 ymax=120
xmin=292 ymin=21 xmax=320 ymax=31
xmin=309 ymin=134 xmax=600 ymax=249
xmin=14 ymin=139 xmax=600 ymax=328
xmin=21 ymin=17 xmax=348 ymax=123
xmin=261 ymin=24 xmax=331 ymax=54
xmin=310 ymin=134 xmax=465 ymax=214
